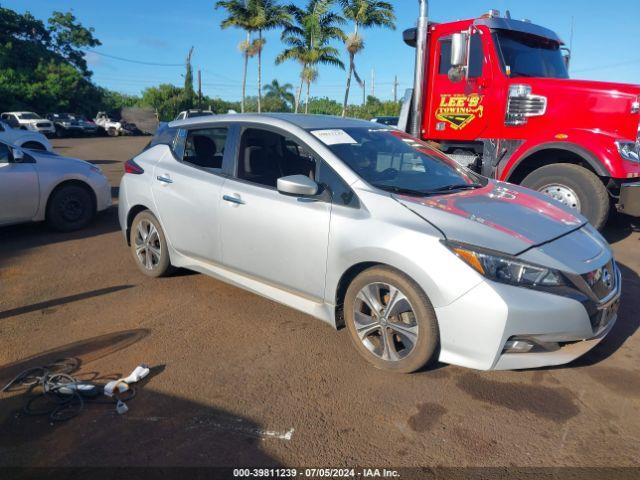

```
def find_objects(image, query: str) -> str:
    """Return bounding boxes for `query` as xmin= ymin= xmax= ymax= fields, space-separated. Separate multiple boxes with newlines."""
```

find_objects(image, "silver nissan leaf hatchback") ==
xmin=119 ymin=114 xmax=620 ymax=372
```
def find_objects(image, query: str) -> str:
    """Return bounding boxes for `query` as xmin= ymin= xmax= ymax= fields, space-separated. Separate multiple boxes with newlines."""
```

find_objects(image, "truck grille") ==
xmin=36 ymin=122 xmax=52 ymax=128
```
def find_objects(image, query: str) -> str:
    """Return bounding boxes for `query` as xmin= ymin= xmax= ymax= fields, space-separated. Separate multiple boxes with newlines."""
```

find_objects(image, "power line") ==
xmin=83 ymin=49 xmax=184 ymax=67
xmin=572 ymin=58 xmax=640 ymax=73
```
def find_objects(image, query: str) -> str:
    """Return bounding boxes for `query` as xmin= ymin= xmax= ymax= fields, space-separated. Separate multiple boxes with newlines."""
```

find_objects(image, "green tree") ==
xmin=183 ymin=46 xmax=195 ymax=109
xmin=0 ymin=6 xmax=104 ymax=115
xmin=338 ymin=0 xmax=395 ymax=116
xmin=276 ymin=0 xmax=345 ymax=113
xmin=140 ymin=84 xmax=184 ymax=121
xmin=263 ymin=78 xmax=295 ymax=109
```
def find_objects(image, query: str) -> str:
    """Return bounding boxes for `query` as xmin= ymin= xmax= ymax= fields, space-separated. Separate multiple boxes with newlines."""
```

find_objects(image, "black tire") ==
xmin=521 ymin=163 xmax=610 ymax=230
xmin=46 ymin=184 xmax=95 ymax=232
xmin=344 ymin=266 xmax=439 ymax=373
xmin=129 ymin=210 xmax=173 ymax=278
xmin=21 ymin=141 xmax=47 ymax=151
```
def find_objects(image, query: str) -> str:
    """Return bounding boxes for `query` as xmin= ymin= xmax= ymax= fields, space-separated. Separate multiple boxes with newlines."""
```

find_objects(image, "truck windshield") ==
xmin=493 ymin=30 xmax=568 ymax=79
xmin=314 ymin=127 xmax=485 ymax=196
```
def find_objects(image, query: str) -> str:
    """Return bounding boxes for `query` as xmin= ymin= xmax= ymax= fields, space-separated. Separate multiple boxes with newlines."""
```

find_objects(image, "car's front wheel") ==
xmin=344 ymin=266 xmax=439 ymax=373
xmin=130 ymin=210 xmax=173 ymax=277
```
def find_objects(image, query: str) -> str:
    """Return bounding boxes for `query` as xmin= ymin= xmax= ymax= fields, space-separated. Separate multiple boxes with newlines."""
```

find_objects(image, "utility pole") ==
xmin=362 ymin=80 xmax=366 ymax=106
xmin=393 ymin=75 xmax=399 ymax=103
xmin=197 ymin=69 xmax=202 ymax=109
xmin=371 ymin=68 xmax=375 ymax=97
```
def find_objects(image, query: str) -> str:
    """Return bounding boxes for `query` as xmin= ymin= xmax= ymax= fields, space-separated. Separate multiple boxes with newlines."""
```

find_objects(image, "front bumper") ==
xmin=435 ymin=267 xmax=621 ymax=370
xmin=94 ymin=175 xmax=112 ymax=212
xmin=616 ymin=182 xmax=640 ymax=217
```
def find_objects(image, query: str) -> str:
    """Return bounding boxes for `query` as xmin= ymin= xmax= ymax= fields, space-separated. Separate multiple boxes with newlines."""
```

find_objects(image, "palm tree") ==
xmin=216 ymin=0 xmax=290 ymax=113
xmin=339 ymin=0 xmax=395 ymax=116
xmin=216 ymin=0 xmax=254 ymax=113
xmin=263 ymin=79 xmax=295 ymax=109
xmin=276 ymin=0 xmax=345 ymax=113
xmin=248 ymin=0 xmax=291 ymax=113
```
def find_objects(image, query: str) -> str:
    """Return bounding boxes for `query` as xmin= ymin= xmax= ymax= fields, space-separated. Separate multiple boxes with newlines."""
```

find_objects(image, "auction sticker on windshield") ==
xmin=311 ymin=129 xmax=357 ymax=145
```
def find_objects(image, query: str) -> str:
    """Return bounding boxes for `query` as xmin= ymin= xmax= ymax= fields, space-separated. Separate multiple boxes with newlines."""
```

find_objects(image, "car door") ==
xmin=219 ymin=126 xmax=331 ymax=300
xmin=0 ymin=143 xmax=39 ymax=225
xmin=150 ymin=125 xmax=235 ymax=263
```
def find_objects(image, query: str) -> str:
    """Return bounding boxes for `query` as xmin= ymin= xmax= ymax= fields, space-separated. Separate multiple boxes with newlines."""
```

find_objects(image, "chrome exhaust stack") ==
xmin=410 ymin=0 xmax=429 ymax=138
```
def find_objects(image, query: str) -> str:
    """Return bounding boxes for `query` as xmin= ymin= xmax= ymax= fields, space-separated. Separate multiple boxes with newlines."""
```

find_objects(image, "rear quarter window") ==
xmin=145 ymin=125 xmax=177 ymax=151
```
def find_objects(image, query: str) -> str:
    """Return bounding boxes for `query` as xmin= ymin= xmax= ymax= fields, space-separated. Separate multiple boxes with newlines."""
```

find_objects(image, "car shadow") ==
xmin=566 ymin=262 xmax=640 ymax=367
xmin=0 ymin=330 xmax=280 ymax=468
xmin=0 ymin=207 xmax=121 ymax=268
xmin=88 ymin=160 xmax=120 ymax=165
xmin=0 ymin=285 xmax=134 ymax=321
xmin=602 ymin=211 xmax=640 ymax=245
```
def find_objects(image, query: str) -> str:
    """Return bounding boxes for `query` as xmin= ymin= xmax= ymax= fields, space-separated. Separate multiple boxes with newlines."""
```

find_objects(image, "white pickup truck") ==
xmin=0 ymin=120 xmax=52 ymax=151
xmin=1 ymin=112 xmax=55 ymax=137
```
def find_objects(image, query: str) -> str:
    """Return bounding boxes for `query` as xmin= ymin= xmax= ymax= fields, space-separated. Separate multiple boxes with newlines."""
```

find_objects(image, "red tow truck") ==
xmin=400 ymin=2 xmax=640 ymax=229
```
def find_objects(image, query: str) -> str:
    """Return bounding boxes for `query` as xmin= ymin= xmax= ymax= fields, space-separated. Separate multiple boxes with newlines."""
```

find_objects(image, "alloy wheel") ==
xmin=352 ymin=282 xmax=419 ymax=362
xmin=134 ymin=219 xmax=162 ymax=270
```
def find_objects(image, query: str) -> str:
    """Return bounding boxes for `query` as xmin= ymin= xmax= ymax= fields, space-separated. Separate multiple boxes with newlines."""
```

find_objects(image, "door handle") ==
xmin=223 ymin=194 xmax=245 ymax=205
xmin=156 ymin=175 xmax=173 ymax=184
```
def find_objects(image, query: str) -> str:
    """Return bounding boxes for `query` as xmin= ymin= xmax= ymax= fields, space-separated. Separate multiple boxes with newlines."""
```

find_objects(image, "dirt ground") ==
xmin=1 ymin=136 xmax=639 ymax=473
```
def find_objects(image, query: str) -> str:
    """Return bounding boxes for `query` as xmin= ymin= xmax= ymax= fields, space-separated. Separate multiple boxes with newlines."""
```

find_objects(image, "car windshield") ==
xmin=18 ymin=113 xmax=41 ymax=120
xmin=189 ymin=111 xmax=214 ymax=118
xmin=313 ymin=127 xmax=485 ymax=196
xmin=493 ymin=30 xmax=568 ymax=79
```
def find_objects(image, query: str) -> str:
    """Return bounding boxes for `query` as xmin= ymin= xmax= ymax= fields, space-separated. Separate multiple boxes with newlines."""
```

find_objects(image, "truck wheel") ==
xmin=107 ymin=127 xmax=118 ymax=137
xmin=521 ymin=163 xmax=609 ymax=229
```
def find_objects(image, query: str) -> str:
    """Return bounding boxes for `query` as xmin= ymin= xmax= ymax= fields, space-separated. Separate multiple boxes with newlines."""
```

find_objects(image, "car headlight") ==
xmin=444 ymin=241 xmax=566 ymax=288
xmin=615 ymin=140 xmax=639 ymax=163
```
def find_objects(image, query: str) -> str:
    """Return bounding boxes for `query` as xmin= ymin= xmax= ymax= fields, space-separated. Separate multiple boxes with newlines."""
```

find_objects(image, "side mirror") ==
xmin=561 ymin=47 xmax=571 ymax=70
xmin=450 ymin=32 xmax=469 ymax=67
xmin=11 ymin=147 xmax=25 ymax=163
xmin=277 ymin=174 xmax=318 ymax=197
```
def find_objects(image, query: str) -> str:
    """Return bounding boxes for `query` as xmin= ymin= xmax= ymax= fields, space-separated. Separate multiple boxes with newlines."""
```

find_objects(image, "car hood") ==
xmin=396 ymin=181 xmax=586 ymax=256
xmin=29 ymin=149 xmax=95 ymax=170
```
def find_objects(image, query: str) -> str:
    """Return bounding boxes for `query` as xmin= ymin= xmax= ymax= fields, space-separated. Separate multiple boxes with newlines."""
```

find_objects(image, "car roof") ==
xmin=169 ymin=113 xmax=378 ymax=130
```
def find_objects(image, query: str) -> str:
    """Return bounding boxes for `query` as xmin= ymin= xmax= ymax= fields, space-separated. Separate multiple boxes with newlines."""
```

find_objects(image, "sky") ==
xmin=6 ymin=0 xmax=640 ymax=102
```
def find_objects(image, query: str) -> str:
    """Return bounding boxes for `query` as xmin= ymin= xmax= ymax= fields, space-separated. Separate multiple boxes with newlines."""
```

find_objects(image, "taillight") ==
xmin=124 ymin=159 xmax=144 ymax=174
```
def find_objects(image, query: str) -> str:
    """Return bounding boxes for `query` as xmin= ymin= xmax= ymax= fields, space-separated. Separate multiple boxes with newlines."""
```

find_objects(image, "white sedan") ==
xmin=0 ymin=120 xmax=52 ymax=151
xmin=0 ymin=139 xmax=111 ymax=231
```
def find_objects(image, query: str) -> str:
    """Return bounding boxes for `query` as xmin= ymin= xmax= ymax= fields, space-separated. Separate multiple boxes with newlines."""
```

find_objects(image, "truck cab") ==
xmin=403 ymin=8 xmax=640 ymax=229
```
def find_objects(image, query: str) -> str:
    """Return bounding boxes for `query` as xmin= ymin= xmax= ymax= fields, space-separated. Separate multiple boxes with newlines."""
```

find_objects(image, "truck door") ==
xmin=425 ymin=27 xmax=497 ymax=143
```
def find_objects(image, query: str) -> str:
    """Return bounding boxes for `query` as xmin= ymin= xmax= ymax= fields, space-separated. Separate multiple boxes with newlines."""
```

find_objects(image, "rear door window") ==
xmin=235 ymin=128 xmax=317 ymax=188
xmin=182 ymin=128 xmax=229 ymax=170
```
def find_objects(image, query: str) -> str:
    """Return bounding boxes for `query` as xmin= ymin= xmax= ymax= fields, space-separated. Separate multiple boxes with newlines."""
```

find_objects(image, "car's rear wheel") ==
xmin=130 ymin=210 xmax=173 ymax=277
xmin=21 ymin=141 xmax=47 ymax=151
xmin=521 ymin=163 xmax=610 ymax=229
xmin=46 ymin=184 xmax=95 ymax=232
xmin=344 ymin=266 xmax=439 ymax=373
